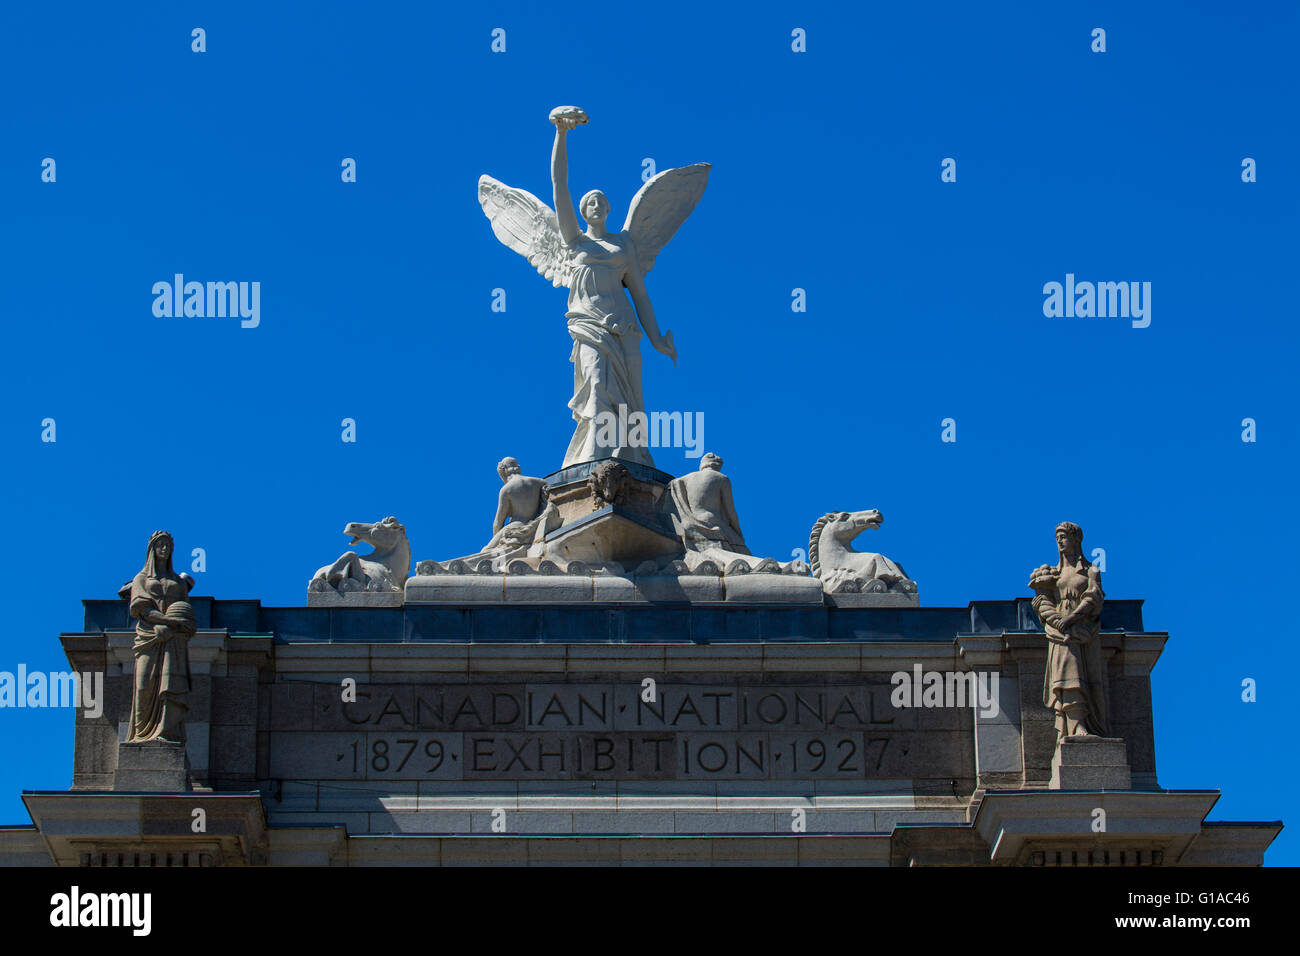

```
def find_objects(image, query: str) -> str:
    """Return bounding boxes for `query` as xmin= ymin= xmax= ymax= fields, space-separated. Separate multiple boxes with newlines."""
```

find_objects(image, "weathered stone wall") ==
xmin=9 ymin=595 xmax=1269 ymax=865
xmin=55 ymin=598 xmax=1154 ymax=837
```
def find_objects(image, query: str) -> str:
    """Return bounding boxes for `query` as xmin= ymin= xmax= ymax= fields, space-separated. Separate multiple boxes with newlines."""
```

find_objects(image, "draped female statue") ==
xmin=478 ymin=106 xmax=709 ymax=468
xmin=119 ymin=530 xmax=196 ymax=743
xmin=1028 ymin=522 xmax=1108 ymax=743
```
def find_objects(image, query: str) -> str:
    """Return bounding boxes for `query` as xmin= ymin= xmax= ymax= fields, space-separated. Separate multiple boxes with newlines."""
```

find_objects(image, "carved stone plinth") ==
xmin=544 ymin=458 xmax=674 ymax=527
xmin=542 ymin=507 xmax=683 ymax=567
xmin=539 ymin=458 xmax=683 ymax=567
xmin=114 ymin=739 xmax=192 ymax=792
xmin=1049 ymin=736 xmax=1131 ymax=791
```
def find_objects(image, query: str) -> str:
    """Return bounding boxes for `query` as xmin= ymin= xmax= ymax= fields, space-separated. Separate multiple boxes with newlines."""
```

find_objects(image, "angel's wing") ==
xmin=477 ymin=175 xmax=575 ymax=288
xmin=621 ymin=163 xmax=711 ymax=274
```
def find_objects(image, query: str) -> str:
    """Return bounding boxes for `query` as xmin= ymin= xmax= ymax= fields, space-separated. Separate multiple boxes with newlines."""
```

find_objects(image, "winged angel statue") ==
xmin=478 ymin=106 xmax=710 ymax=469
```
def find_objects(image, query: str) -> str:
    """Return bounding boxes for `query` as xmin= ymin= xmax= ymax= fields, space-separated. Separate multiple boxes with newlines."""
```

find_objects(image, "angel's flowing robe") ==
xmin=562 ymin=239 xmax=656 ymax=468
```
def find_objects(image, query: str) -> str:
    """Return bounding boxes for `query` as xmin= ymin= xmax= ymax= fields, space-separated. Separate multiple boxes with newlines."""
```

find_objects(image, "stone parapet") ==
xmin=0 ymin=594 xmax=1274 ymax=866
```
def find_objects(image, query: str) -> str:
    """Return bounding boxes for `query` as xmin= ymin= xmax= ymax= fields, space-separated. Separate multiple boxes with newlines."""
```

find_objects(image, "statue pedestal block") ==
xmin=544 ymin=458 xmax=673 ymax=529
xmin=522 ymin=458 xmax=684 ymax=569
xmin=542 ymin=506 xmax=683 ymax=568
xmin=1049 ymin=736 xmax=1131 ymax=790
xmin=114 ymin=740 xmax=192 ymax=792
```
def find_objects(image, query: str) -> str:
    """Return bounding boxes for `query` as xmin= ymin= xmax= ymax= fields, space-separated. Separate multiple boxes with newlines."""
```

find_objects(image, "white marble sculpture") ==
xmin=478 ymin=106 xmax=709 ymax=468
xmin=663 ymin=453 xmax=752 ymax=566
xmin=435 ymin=458 xmax=562 ymax=571
xmin=309 ymin=517 xmax=410 ymax=593
xmin=809 ymin=511 xmax=916 ymax=594
xmin=663 ymin=453 xmax=805 ymax=574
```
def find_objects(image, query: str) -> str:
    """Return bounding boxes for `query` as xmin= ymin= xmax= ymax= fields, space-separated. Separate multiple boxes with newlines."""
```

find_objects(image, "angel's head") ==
xmin=579 ymin=189 xmax=610 ymax=227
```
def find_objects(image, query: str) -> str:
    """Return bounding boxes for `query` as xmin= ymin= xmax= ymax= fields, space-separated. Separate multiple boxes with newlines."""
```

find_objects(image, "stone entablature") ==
xmin=76 ymin=596 xmax=1148 ymax=643
xmin=0 ymin=594 xmax=1276 ymax=867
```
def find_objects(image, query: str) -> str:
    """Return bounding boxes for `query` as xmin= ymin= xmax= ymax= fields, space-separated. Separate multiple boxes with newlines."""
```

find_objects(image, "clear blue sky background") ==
xmin=1 ymin=2 xmax=1294 ymax=862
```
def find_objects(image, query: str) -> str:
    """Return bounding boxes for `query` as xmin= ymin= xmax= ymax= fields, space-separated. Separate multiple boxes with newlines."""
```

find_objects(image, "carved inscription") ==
xmin=268 ymin=682 xmax=944 ymax=782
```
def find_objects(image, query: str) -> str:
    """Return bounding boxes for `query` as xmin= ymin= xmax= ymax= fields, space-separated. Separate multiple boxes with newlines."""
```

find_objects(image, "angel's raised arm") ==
xmin=551 ymin=128 xmax=580 ymax=246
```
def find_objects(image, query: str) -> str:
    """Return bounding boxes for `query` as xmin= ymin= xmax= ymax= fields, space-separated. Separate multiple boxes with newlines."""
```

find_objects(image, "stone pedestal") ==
xmin=114 ymin=740 xmax=192 ymax=792
xmin=1049 ymin=736 xmax=1131 ymax=790
xmin=544 ymin=458 xmax=673 ymax=528
xmin=541 ymin=506 xmax=683 ymax=566
xmin=539 ymin=458 xmax=684 ymax=567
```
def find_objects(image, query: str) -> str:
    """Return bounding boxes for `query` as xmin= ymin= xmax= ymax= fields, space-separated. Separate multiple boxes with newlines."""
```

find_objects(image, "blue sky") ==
xmin=1 ymin=1 xmax=1294 ymax=862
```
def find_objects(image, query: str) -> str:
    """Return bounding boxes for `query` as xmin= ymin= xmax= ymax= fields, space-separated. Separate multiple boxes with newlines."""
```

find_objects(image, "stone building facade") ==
xmin=0 ymin=593 xmax=1280 ymax=866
